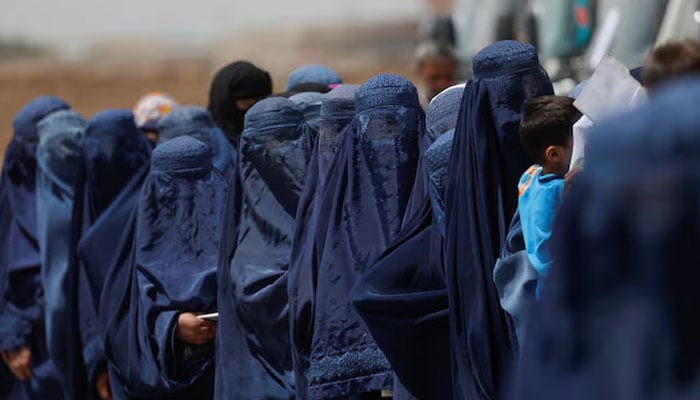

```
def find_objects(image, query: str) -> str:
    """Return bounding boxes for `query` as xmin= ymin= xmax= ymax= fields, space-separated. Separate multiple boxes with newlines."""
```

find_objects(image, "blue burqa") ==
xmin=302 ymin=74 xmax=422 ymax=399
xmin=512 ymin=80 xmax=700 ymax=400
xmin=288 ymin=84 xmax=359 ymax=398
xmin=290 ymin=92 xmax=324 ymax=136
xmin=403 ymin=84 xmax=464 ymax=226
xmin=349 ymin=85 xmax=463 ymax=400
xmin=74 ymin=109 xmax=153 ymax=389
xmin=215 ymin=97 xmax=313 ymax=400
xmin=101 ymin=136 xmax=226 ymax=399
xmin=0 ymin=96 xmax=69 ymax=400
xmin=35 ymin=110 xmax=87 ymax=400
xmin=442 ymin=41 xmax=553 ymax=400
xmin=157 ymin=105 xmax=236 ymax=181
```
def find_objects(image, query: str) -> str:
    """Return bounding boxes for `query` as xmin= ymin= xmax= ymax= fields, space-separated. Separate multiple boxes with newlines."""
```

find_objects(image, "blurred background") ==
xmin=0 ymin=0 xmax=698 ymax=154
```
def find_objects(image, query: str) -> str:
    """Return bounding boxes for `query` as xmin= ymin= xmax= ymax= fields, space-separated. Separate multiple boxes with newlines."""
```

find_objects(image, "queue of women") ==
xmin=2 ymin=38 xmax=700 ymax=400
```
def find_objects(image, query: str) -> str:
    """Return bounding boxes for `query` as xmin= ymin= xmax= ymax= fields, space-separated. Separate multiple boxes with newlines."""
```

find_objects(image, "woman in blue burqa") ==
xmin=296 ymin=74 xmax=424 ymax=400
xmin=0 ymin=96 xmax=69 ymax=399
xmin=101 ymin=136 xmax=226 ymax=399
xmin=215 ymin=97 xmax=313 ymax=400
xmin=401 ymin=83 xmax=464 ymax=225
xmin=511 ymin=80 xmax=700 ymax=400
xmin=73 ymin=109 xmax=154 ymax=399
xmin=350 ymin=83 xmax=463 ymax=400
xmin=288 ymin=84 xmax=359 ymax=399
xmin=156 ymin=105 xmax=236 ymax=182
xmin=442 ymin=41 xmax=553 ymax=400
xmin=35 ymin=109 xmax=94 ymax=400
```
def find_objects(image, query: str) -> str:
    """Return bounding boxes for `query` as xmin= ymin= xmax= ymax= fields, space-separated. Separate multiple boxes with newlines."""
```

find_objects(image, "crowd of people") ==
xmin=1 ymin=36 xmax=700 ymax=400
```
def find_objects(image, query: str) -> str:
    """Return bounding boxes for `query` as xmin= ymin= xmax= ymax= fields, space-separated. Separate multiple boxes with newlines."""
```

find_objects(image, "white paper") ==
xmin=570 ymin=115 xmax=594 ymax=170
xmin=570 ymin=56 xmax=648 ymax=168
xmin=197 ymin=312 xmax=219 ymax=322
xmin=575 ymin=56 xmax=647 ymax=125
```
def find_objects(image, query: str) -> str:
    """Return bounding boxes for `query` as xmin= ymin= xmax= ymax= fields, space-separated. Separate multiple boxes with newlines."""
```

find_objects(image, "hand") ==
xmin=176 ymin=313 xmax=216 ymax=346
xmin=95 ymin=368 xmax=112 ymax=400
xmin=1 ymin=347 xmax=32 ymax=381
xmin=564 ymin=165 xmax=583 ymax=195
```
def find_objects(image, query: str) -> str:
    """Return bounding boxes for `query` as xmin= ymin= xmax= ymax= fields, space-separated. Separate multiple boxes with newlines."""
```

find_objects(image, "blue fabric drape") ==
xmin=290 ymin=92 xmax=324 ymax=137
xmin=302 ymin=74 xmax=423 ymax=399
xmin=288 ymin=84 xmax=359 ymax=399
xmin=0 ymin=97 xmax=69 ymax=400
xmin=215 ymin=97 xmax=313 ymax=400
xmin=349 ymin=86 xmax=464 ymax=399
xmin=352 ymin=199 xmax=451 ymax=400
xmin=157 ymin=105 xmax=236 ymax=181
xmin=403 ymin=84 xmax=464 ymax=226
xmin=286 ymin=65 xmax=342 ymax=91
xmin=102 ymin=136 xmax=225 ymax=399
xmin=73 ymin=110 xmax=152 ymax=390
xmin=36 ymin=110 xmax=87 ymax=400
xmin=512 ymin=80 xmax=700 ymax=400
xmin=443 ymin=41 xmax=553 ymax=400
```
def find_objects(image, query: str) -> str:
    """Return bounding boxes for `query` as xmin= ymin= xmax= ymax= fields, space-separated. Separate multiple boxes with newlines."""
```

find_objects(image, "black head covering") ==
xmin=207 ymin=61 xmax=272 ymax=143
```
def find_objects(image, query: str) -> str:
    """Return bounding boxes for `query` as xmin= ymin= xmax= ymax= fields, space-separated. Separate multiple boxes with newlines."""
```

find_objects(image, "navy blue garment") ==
xmin=0 ymin=96 xmax=69 ymax=400
xmin=630 ymin=66 xmax=643 ymax=84
xmin=403 ymin=84 xmax=463 ymax=226
xmin=443 ymin=41 xmax=553 ymax=400
xmin=290 ymin=92 xmax=324 ymax=136
xmin=215 ymin=97 xmax=313 ymax=400
xmin=425 ymin=130 xmax=454 ymax=237
xmin=352 ymin=199 xmax=451 ymax=400
xmin=288 ymin=84 xmax=359 ymax=398
xmin=35 ymin=110 xmax=87 ymax=400
xmin=157 ymin=105 xmax=236 ymax=181
xmin=512 ymin=80 xmax=700 ymax=400
xmin=426 ymin=85 xmax=464 ymax=142
xmin=286 ymin=64 xmax=342 ymax=91
xmin=0 ymin=363 xmax=14 ymax=399
xmin=350 ymin=113 xmax=461 ymax=400
xmin=74 ymin=109 xmax=153 ymax=386
xmin=102 ymin=136 xmax=225 ymax=399
xmin=302 ymin=74 xmax=422 ymax=399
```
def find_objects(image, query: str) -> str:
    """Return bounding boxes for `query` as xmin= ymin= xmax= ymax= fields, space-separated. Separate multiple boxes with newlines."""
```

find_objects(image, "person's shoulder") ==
xmin=518 ymin=165 xmax=543 ymax=196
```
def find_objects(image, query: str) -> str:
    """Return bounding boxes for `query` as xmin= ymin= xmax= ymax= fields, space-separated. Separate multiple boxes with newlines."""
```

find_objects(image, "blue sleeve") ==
xmin=0 ymin=267 xmax=42 ymax=351
xmin=493 ymin=213 xmax=538 ymax=345
xmin=78 ymin=260 xmax=105 ymax=383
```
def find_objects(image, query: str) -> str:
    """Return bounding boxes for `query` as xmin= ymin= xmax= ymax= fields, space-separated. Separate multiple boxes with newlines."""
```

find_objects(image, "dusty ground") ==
xmin=0 ymin=21 xmax=419 ymax=157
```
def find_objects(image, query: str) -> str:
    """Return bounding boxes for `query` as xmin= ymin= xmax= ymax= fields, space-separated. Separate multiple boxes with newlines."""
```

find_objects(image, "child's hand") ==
xmin=176 ymin=312 xmax=216 ymax=346
xmin=564 ymin=165 xmax=583 ymax=194
xmin=1 ymin=347 xmax=32 ymax=381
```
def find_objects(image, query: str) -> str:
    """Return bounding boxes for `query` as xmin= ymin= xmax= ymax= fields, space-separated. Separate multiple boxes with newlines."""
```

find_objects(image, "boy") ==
xmin=518 ymin=95 xmax=581 ymax=294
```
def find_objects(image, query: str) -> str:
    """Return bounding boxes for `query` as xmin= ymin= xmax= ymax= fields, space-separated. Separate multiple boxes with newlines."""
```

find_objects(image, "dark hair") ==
xmin=520 ymin=96 xmax=580 ymax=163
xmin=643 ymin=40 xmax=700 ymax=91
